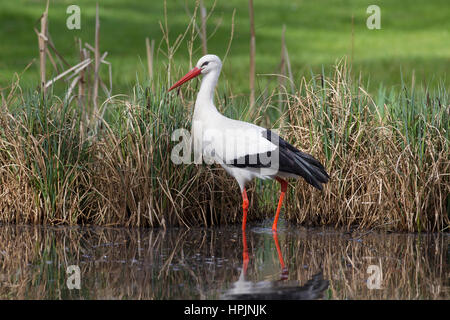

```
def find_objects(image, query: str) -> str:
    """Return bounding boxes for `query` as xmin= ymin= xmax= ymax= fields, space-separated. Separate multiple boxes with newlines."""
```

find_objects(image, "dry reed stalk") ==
xmin=183 ymin=2 xmax=201 ymax=69
xmin=38 ymin=0 xmax=49 ymax=94
xmin=160 ymin=0 xmax=191 ymax=88
xmin=45 ymin=45 xmax=59 ymax=75
xmin=146 ymin=37 xmax=155 ymax=91
xmin=279 ymin=25 xmax=286 ymax=90
xmin=85 ymin=49 xmax=92 ymax=118
xmin=199 ymin=0 xmax=208 ymax=55
xmin=44 ymin=58 xmax=91 ymax=89
xmin=46 ymin=34 xmax=70 ymax=70
xmin=93 ymin=3 xmax=101 ymax=115
xmin=99 ymin=52 xmax=112 ymax=99
xmin=248 ymin=0 xmax=256 ymax=110
xmin=351 ymin=14 xmax=354 ymax=70
xmin=277 ymin=25 xmax=286 ymax=120
xmin=284 ymin=41 xmax=294 ymax=95
xmin=160 ymin=0 xmax=200 ymax=92
xmin=222 ymin=8 xmax=235 ymax=65
xmin=78 ymin=39 xmax=86 ymax=111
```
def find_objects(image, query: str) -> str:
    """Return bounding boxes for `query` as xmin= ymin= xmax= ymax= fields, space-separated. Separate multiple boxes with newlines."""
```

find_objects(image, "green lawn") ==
xmin=0 ymin=0 xmax=448 ymax=94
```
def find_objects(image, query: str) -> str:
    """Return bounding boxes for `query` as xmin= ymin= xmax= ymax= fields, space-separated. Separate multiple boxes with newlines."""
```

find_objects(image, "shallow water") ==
xmin=0 ymin=221 xmax=448 ymax=299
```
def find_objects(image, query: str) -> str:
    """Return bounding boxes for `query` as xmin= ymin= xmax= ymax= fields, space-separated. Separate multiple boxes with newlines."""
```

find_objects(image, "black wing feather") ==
xmin=229 ymin=129 xmax=330 ymax=190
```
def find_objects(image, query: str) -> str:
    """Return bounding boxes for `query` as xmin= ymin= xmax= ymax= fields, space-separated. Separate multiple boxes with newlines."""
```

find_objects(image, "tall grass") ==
xmin=0 ymin=86 xmax=91 ymax=224
xmin=0 ymin=77 xmax=265 ymax=227
xmin=0 ymin=61 xmax=448 ymax=232
xmin=275 ymin=61 xmax=449 ymax=232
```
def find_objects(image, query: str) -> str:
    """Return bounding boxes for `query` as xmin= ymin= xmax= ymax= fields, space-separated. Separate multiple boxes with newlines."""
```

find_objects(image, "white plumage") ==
xmin=169 ymin=54 xmax=329 ymax=232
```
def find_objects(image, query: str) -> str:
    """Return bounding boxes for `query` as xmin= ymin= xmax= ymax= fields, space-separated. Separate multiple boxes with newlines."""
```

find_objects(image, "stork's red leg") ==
xmin=242 ymin=228 xmax=249 ymax=275
xmin=242 ymin=188 xmax=249 ymax=232
xmin=273 ymin=232 xmax=288 ymax=280
xmin=272 ymin=178 xmax=288 ymax=232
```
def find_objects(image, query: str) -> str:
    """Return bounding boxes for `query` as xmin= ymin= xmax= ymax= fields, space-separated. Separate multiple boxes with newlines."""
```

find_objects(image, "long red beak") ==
xmin=168 ymin=67 xmax=202 ymax=92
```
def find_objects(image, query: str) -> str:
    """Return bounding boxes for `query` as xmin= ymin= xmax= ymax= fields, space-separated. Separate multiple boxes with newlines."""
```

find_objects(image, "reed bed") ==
xmin=0 ymin=79 xmax=261 ymax=228
xmin=0 ymin=59 xmax=448 ymax=232
xmin=276 ymin=61 xmax=449 ymax=232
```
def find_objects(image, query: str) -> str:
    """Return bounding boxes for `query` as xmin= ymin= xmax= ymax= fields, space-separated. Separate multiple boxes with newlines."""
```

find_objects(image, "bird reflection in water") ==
xmin=222 ymin=230 xmax=329 ymax=300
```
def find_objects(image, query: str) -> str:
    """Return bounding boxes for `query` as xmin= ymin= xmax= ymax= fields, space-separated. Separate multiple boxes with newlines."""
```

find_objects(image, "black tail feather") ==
xmin=230 ymin=129 xmax=330 ymax=190
xmin=291 ymin=150 xmax=330 ymax=190
xmin=269 ymin=130 xmax=330 ymax=190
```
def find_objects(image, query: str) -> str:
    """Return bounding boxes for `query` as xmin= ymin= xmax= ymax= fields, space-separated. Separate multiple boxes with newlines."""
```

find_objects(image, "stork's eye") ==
xmin=201 ymin=61 xmax=209 ymax=68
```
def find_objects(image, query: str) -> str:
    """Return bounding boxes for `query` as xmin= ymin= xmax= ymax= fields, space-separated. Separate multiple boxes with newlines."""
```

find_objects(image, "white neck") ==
xmin=194 ymin=68 xmax=221 ymax=115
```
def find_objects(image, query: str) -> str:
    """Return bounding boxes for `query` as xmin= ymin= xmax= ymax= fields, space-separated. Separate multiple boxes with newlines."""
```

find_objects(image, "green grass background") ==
xmin=0 ymin=0 xmax=449 ymax=94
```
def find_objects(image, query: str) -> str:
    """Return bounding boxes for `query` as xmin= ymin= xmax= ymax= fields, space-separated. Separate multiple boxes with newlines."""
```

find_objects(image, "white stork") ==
xmin=168 ymin=54 xmax=329 ymax=232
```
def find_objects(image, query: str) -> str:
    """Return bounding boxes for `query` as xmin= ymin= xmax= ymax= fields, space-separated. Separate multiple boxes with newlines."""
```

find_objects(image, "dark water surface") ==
xmin=0 ymin=222 xmax=448 ymax=299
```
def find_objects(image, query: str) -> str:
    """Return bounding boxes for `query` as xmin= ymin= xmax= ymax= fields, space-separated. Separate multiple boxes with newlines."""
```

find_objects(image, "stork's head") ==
xmin=168 ymin=54 xmax=222 ymax=92
xmin=195 ymin=54 xmax=222 ymax=74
